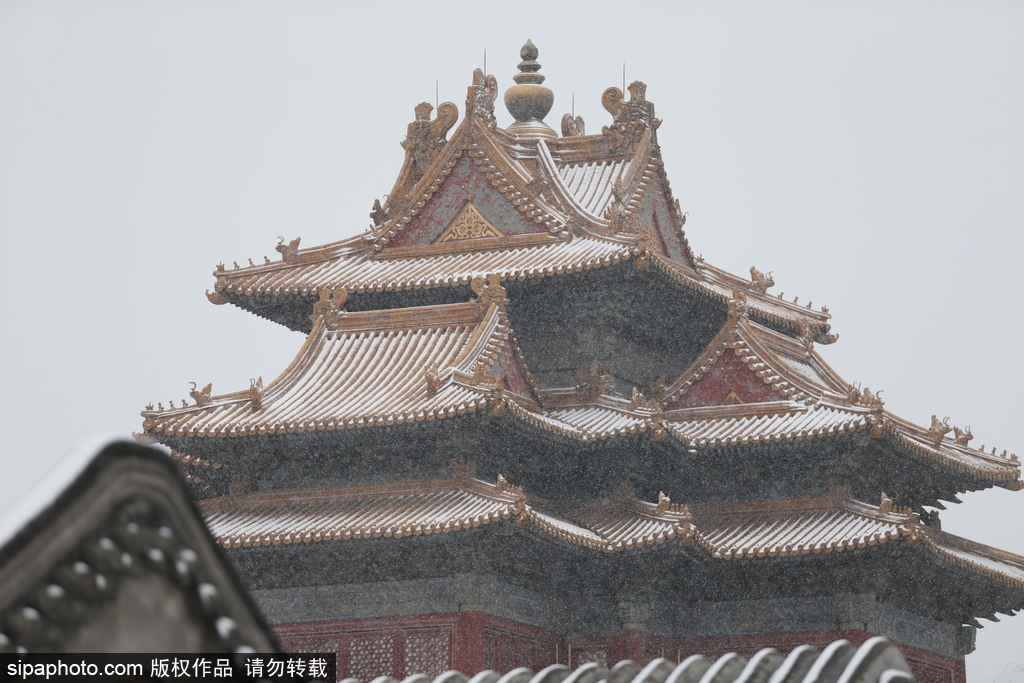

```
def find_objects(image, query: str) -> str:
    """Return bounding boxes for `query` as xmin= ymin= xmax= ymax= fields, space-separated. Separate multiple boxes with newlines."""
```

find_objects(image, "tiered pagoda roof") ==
xmin=144 ymin=287 xmax=1019 ymax=506
xmin=143 ymin=43 xmax=1024 ymax=647
xmin=196 ymin=465 xmax=1024 ymax=599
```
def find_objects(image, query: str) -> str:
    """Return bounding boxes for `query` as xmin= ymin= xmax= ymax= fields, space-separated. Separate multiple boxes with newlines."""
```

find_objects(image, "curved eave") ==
xmin=201 ymin=475 xmax=1024 ymax=599
xmin=922 ymin=527 xmax=1024 ymax=590
xmin=881 ymin=413 xmax=1021 ymax=486
xmin=200 ymin=476 xmax=694 ymax=554
xmin=142 ymin=304 xmax=509 ymax=440
xmin=652 ymin=255 xmax=830 ymax=336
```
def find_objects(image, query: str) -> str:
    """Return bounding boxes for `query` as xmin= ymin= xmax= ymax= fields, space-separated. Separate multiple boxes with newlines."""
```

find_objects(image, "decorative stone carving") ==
xmin=206 ymin=289 xmax=227 ymax=305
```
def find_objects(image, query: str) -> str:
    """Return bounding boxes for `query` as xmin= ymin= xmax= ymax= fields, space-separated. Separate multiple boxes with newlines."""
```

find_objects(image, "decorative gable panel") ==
xmin=631 ymin=176 xmax=691 ymax=266
xmin=668 ymin=350 xmax=781 ymax=409
xmin=488 ymin=342 xmax=537 ymax=400
xmin=386 ymin=156 xmax=547 ymax=249
xmin=437 ymin=202 xmax=505 ymax=242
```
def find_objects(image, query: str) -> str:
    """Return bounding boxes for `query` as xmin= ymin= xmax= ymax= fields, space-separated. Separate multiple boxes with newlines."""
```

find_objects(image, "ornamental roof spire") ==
xmin=504 ymin=39 xmax=556 ymax=138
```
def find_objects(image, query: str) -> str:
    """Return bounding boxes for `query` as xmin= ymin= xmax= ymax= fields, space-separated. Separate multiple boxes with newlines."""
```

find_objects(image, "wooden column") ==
xmin=453 ymin=611 xmax=486 ymax=674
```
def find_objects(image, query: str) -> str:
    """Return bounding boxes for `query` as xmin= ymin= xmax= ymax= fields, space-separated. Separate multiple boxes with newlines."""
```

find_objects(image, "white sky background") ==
xmin=1 ymin=1 xmax=1021 ymax=676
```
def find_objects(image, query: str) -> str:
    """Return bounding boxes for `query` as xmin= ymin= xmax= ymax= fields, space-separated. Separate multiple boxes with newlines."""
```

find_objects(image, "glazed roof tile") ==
xmin=554 ymin=158 xmax=632 ymax=218
xmin=665 ymin=402 xmax=872 ymax=449
xmin=544 ymin=404 xmax=647 ymax=438
xmin=883 ymin=413 xmax=1021 ymax=483
xmin=691 ymin=496 xmax=913 ymax=560
xmin=200 ymin=474 xmax=692 ymax=553
xmin=218 ymin=234 xmax=633 ymax=297
xmin=196 ymin=473 xmax=1024 ymax=592
xmin=651 ymin=256 xmax=832 ymax=331
xmin=925 ymin=530 xmax=1024 ymax=588
xmin=144 ymin=302 xmax=509 ymax=438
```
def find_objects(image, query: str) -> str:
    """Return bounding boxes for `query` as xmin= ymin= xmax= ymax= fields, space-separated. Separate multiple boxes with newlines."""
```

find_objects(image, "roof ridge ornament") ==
xmin=504 ymin=40 xmax=556 ymax=138
xmin=275 ymin=236 xmax=301 ymax=263
xmin=849 ymin=384 xmax=885 ymax=410
xmin=727 ymin=289 xmax=749 ymax=321
xmin=749 ymin=266 xmax=775 ymax=293
xmin=926 ymin=415 xmax=953 ymax=446
xmin=189 ymin=382 xmax=213 ymax=408
xmin=795 ymin=319 xmax=816 ymax=351
xmin=206 ymin=289 xmax=228 ymax=305
xmin=424 ymin=363 xmax=445 ymax=396
xmin=561 ymin=113 xmax=584 ymax=137
xmin=470 ymin=273 xmax=508 ymax=313
xmin=311 ymin=288 xmax=348 ymax=325
xmin=401 ymin=101 xmax=459 ymax=183
xmin=952 ymin=425 xmax=974 ymax=447
xmin=630 ymin=387 xmax=662 ymax=413
xmin=879 ymin=492 xmax=914 ymax=518
xmin=466 ymin=68 xmax=498 ymax=127
xmin=248 ymin=377 xmax=264 ymax=412
xmin=577 ymin=362 xmax=615 ymax=402
xmin=654 ymin=491 xmax=690 ymax=517
xmin=602 ymin=80 xmax=661 ymax=154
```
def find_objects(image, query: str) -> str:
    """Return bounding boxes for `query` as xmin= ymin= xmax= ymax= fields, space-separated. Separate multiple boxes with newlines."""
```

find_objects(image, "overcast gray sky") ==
xmin=1 ymin=1 xmax=1021 ymax=677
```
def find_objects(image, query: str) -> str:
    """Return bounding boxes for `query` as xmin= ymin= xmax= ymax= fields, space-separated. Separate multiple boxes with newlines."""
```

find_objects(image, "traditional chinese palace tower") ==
xmin=141 ymin=43 xmax=1024 ymax=683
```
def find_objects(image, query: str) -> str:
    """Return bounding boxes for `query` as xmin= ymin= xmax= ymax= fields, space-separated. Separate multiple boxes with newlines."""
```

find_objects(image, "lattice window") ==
xmin=404 ymin=631 xmax=451 ymax=677
xmin=348 ymin=633 xmax=395 ymax=681
xmin=575 ymin=649 xmax=608 ymax=667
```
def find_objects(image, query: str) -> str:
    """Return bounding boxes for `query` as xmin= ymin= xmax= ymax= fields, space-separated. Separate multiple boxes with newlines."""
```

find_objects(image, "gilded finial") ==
xmin=504 ymin=40 xmax=555 ymax=138
xmin=514 ymin=40 xmax=543 ymax=85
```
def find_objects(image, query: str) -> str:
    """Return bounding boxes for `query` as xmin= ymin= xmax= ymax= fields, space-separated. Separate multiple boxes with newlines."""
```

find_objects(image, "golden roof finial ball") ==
xmin=504 ymin=40 xmax=556 ymax=138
